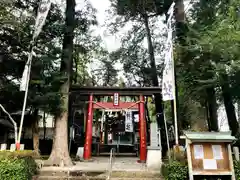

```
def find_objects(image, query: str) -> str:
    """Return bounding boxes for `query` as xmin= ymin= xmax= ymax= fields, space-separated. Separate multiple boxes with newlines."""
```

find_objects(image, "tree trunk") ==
xmin=43 ymin=112 xmax=46 ymax=140
xmin=170 ymin=0 xmax=193 ymax=147
xmin=142 ymin=14 xmax=166 ymax=154
xmin=238 ymin=102 xmax=240 ymax=124
xmin=206 ymin=87 xmax=218 ymax=131
xmin=173 ymin=0 xmax=186 ymax=134
xmin=46 ymin=0 xmax=75 ymax=166
xmin=205 ymin=101 xmax=211 ymax=131
xmin=32 ymin=109 xmax=40 ymax=156
xmin=174 ymin=0 xmax=186 ymax=44
xmin=3 ymin=131 xmax=8 ymax=144
xmin=221 ymin=73 xmax=239 ymax=136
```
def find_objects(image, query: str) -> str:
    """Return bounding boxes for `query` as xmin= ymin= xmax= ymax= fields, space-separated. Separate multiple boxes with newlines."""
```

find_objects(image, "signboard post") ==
xmin=181 ymin=131 xmax=236 ymax=180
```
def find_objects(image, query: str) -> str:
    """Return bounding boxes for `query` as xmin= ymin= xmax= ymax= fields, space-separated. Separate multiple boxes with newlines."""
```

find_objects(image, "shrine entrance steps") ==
xmin=33 ymin=157 xmax=162 ymax=180
xmin=33 ymin=171 xmax=162 ymax=180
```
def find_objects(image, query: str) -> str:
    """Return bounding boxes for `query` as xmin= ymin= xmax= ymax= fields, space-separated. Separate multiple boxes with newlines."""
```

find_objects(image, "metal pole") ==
xmin=173 ymin=100 xmax=178 ymax=145
xmin=163 ymin=111 xmax=171 ymax=161
xmin=69 ymin=126 xmax=74 ymax=153
xmin=171 ymin=14 xmax=179 ymax=146
xmin=17 ymin=47 xmax=34 ymax=150
xmin=172 ymin=56 xmax=179 ymax=145
xmin=68 ymin=133 xmax=72 ymax=153
xmin=165 ymin=1 xmax=179 ymax=146
xmin=157 ymin=128 xmax=161 ymax=148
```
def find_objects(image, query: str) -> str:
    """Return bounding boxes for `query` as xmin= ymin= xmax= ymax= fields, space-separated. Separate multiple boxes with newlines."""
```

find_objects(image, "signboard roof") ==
xmin=180 ymin=131 xmax=236 ymax=142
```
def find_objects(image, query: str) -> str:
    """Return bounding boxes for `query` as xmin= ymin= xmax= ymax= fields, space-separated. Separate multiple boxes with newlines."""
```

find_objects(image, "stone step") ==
xmin=33 ymin=176 xmax=161 ymax=180
xmin=38 ymin=170 xmax=161 ymax=178
xmin=38 ymin=170 xmax=104 ymax=177
xmin=111 ymin=171 xmax=161 ymax=178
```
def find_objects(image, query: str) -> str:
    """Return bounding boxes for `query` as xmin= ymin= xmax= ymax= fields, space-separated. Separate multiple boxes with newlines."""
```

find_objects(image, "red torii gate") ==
xmin=70 ymin=86 xmax=162 ymax=163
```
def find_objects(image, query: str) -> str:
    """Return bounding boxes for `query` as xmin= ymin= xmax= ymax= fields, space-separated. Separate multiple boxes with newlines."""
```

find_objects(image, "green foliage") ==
xmin=90 ymin=51 xmax=119 ymax=86
xmin=108 ymin=16 xmax=165 ymax=86
xmin=0 ymin=150 xmax=39 ymax=158
xmin=0 ymin=0 xmax=64 ymax=114
xmin=182 ymin=0 xmax=240 ymax=95
xmin=0 ymin=151 xmax=37 ymax=180
xmin=0 ymin=0 xmax=103 ymax=116
xmin=234 ymin=160 xmax=240 ymax=179
xmin=147 ymin=97 xmax=156 ymax=122
xmin=174 ymin=0 xmax=240 ymax=132
xmin=113 ymin=0 xmax=172 ymax=17
xmin=161 ymin=160 xmax=188 ymax=180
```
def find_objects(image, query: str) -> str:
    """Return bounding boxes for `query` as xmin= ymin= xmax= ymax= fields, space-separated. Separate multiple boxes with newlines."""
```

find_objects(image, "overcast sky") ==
xmin=87 ymin=0 xmax=121 ymax=52
xmin=77 ymin=0 xmax=123 ymax=78
xmin=76 ymin=0 xmax=191 ymax=80
xmin=82 ymin=0 xmax=193 ymax=52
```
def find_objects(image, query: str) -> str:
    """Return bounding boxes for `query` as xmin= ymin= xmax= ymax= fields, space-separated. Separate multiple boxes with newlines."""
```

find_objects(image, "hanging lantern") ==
xmin=113 ymin=93 xmax=119 ymax=106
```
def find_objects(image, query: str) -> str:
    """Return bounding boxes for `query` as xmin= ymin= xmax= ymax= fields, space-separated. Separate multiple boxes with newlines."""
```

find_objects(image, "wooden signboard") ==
xmin=182 ymin=132 xmax=236 ymax=180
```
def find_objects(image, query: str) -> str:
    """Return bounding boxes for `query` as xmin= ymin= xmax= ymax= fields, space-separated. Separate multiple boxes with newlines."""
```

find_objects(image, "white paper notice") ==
xmin=203 ymin=159 xmax=217 ymax=170
xmin=193 ymin=145 xmax=204 ymax=159
xmin=212 ymin=145 xmax=223 ymax=160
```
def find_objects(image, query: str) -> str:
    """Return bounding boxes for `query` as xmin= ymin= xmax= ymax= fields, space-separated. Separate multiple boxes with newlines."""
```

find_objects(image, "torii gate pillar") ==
xmin=138 ymin=94 xmax=147 ymax=162
xmin=83 ymin=94 xmax=93 ymax=160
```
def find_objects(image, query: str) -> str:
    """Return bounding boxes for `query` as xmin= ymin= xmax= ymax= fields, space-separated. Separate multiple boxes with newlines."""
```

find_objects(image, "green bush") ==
xmin=234 ymin=160 xmax=240 ymax=179
xmin=162 ymin=160 xmax=188 ymax=180
xmin=0 ymin=151 xmax=37 ymax=180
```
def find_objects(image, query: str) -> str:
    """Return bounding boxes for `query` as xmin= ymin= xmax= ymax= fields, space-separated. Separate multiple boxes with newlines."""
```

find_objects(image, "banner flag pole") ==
xmin=17 ymin=0 xmax=52 ymax=150
xmin=162 ymin=2 xmax=179 ymax=146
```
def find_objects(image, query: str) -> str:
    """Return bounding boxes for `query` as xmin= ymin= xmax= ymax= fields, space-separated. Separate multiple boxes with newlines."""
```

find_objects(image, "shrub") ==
xmin=162 ymin=160 xmax=188 ymax=180
xmin=0 ymin=151 xmax=37 ymax=180
xmin=234 ymin=160 xmax=240 ymax=179
xmin=0 ymin=150 xmax=39 ymax=159
xmin=167 ymin=148 xmax=187 ymax=163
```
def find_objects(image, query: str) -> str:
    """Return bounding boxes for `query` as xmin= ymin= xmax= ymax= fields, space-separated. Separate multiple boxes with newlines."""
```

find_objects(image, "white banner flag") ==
xmin=20 ymin=50 xmax=33 ymax=91
xmin=33 ymin=0 xmax=52 ymax=40
xmin=162 ymin=4 xmax=175 ymax=101
xmin=20 ymin=0 xmax=51 ymax=91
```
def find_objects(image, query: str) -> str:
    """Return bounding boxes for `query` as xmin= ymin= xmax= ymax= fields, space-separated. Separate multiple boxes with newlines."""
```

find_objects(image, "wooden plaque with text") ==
xmin=182 ymin=131 xmax=236 ymax=180
xmin=190 ymin=142 xmax=230 ymax=173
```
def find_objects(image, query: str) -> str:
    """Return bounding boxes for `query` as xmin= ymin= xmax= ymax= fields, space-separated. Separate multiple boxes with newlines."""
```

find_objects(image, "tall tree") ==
xmin=0 ymin=0 xmax=65 ymax=154
xmin=1 ymin=0 xmax=99 ymax=157
xmin=179 ymin=0 xmax=240 ymax=134
xmin=108 ymin=0 xmax=172 ymax=153
xmin=176 ymin=0 xmax=222 ymax=132
xmin=47 ymin=0 xmax=76 ymax=166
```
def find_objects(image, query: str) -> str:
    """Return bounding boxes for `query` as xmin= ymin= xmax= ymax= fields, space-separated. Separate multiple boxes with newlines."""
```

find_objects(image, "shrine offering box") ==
xmin=181 ymin=131 xmax=236 ymax=180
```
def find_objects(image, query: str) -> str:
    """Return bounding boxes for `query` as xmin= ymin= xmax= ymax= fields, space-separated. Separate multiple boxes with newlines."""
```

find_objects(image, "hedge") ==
xmin=162 ymin=160 xmax=188 ymax=180
xmin=0 ymin=150 xmax=37 ymax=180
